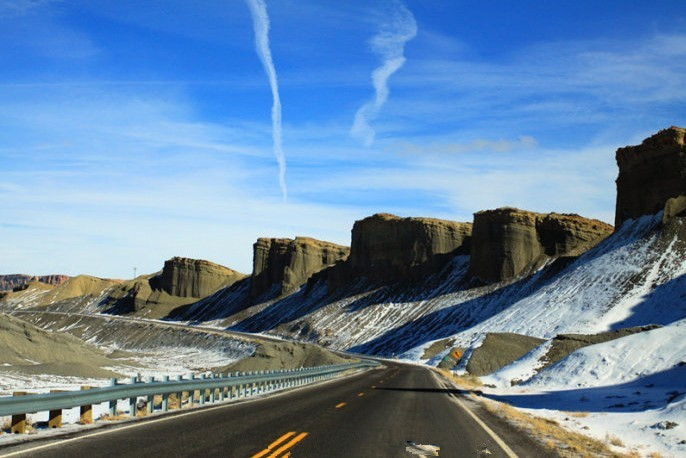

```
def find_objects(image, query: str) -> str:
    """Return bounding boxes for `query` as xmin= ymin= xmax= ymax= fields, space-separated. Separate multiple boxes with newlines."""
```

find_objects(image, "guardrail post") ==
xmin=176 ymin=375 xmax=183 ymax=409
xmin=80 ymin=386 xmax=93 ymax=424
xmin=210 ymin=374 xmax=216 ymax=403
xmin=162 ymin=376 xmax=169 ymax=412
xmin=146 ymin=377 xmax=154 ymax=414
xmin=49 ymin=389 xmax=64 ymax=428
xmin=10 ymin=392 xmax=27 ymax=433
xmin=200 ymin=374 xmax=207 ymax=405
xmin=109 ymin=378 xmax=118 ymax=417
xmin=219 ymin=374 xmax=226 ymax=401
xmin=129 ymin=377 xmax=137 ymax=417
xmin=189 ymin=374 xmax=195 ymax=406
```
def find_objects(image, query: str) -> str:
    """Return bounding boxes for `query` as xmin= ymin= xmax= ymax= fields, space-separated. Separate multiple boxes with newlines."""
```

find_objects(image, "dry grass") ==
xmin=437 ymin=368 xmax=483 ymax=391
xmin=436 ymin=369 xmax=666 ymax=458
xmin=563 ymin=411 xmax=590 ymax=418
xmin=98 ymin=412 xmax=129 ymax=421
xmin=483 ymin=399 xmax=631 ymax=458
xmin=606 ymin=434 xmax=625 ymax=447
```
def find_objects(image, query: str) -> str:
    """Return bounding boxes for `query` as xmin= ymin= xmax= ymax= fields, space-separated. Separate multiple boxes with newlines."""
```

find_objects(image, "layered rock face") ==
xmin=347 ymin=213 xmax=472 ymax=283
xmin=160 ymin=257 xmax=244 ymax=298
xmin=0 ymin=274 xmax=69 ymax=291
xmin=663 ymin=195 xmax=686 ymax=225
xmin=615 ymin=126 xmax=686 ymax=227
xmin=251 ymin=237 xmax=350 ymax=298
xmin=469 ymin=208 xmax=613 ymax=283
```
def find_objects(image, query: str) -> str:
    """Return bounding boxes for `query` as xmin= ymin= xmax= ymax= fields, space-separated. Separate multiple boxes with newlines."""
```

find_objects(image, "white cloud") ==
xmin=351 ymin=0 xmax=417 ymax=146
xmin=245 ymin=0 xmax=287 ymax=202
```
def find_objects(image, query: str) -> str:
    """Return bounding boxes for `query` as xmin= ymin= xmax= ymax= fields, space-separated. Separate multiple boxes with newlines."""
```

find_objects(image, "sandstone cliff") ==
xmin=160 ymin=257 xmax=244 ymax=298
xmin=469 ymin=208 xmax=613 ymax=283
xmin=663 ymin=195 xmax=686 ymax=225
xmin=615 ymin=126 xmax=686 ymax=227
xmin=350 ymin=213 xmax=472 ymax=282
xmin=251 ymin=237 xmax=349 ymax=299
xmin=330 ymin=213 xmax=472 ymax=286
xmin=0 ymin=274 xmax=69 ymax=291
xmin=105 ymin=257 xmax=245 ymax=317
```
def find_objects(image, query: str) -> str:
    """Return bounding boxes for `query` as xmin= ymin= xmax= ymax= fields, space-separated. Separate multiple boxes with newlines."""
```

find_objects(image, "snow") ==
xmin=219 ymin=214 xmax=686 ymax=455
xmin=3 ymin=213 xmax=686 ymax=454
xmin=476 ymin=319 xmax=686 ymax=456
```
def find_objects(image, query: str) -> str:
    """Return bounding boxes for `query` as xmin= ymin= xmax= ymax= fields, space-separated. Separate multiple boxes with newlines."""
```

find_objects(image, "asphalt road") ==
xmin=0 ymin=363 xmax=551 ymax=458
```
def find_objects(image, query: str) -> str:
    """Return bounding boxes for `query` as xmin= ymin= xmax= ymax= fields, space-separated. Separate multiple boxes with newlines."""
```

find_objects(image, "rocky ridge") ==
xmin=615 ymin=126 xmax=686 ymax=227
xmin=161 ymin=257 xmax=244 ymax=298
xmin=0 ymin=274 xmax=69 ymax=292
xmin=328 ymin=213 xmax=472 ymax=287
xmin=469 ymin=208 xmax=613 ymax=283
xmin=251 ymin=237 xmax=349 ymax=299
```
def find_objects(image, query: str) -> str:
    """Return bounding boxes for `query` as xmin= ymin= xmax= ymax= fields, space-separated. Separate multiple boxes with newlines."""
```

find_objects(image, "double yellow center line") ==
xmin=252 ymin=431 xmax=309 ymax=458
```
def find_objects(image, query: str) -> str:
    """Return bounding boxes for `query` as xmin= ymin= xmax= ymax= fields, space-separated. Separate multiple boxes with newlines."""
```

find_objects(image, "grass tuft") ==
xmin=437 ymin=368 xmax=483 ymax=391
xmin=483 ymin=398 xmax=631 ymax=458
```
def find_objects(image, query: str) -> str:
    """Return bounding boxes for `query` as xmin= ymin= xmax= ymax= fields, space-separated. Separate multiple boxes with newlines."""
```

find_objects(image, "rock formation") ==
xmin=0 ymin=274 xmax=69 ymax=291
xmin=331 ymin=213 xmax=472 ymax=286
xmin=251 ymin=237 xmax=350 ymax=299
xmin=350 ymin=213 xmax=472 ymax=282
xmin=469 ymin=208 xmax=613 ymax=283
xmin=615 ymin=126 xmax=686 ymax=227
xmin=662 ymin=195 xmax=686 ymax=225
xmin=160 ymin=257 xmax=244 ymax=298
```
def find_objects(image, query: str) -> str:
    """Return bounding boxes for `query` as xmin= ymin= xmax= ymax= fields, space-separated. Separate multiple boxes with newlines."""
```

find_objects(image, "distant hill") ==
xmin=0 ymin=274 xmax=69 ymax=291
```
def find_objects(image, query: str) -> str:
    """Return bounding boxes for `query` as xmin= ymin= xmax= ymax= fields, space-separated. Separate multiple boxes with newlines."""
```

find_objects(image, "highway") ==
xmin=0 ymin=363 xmax=551 ymax=458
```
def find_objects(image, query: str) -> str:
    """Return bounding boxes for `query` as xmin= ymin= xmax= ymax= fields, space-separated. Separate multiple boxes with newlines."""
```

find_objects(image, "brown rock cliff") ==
xmin=251 ymin=237 xmax=349 ymax=298
xmin=161 ymin=257 xmax=244 ymax=298
xmin=346 ymin=213 xmax=472 ymax=284
xmin=615 ymin=126 xmax=686 ymax=227
xmin=0 ymin=274 xmax=69 ymax=292
xmin=469 ymin=208 xmax=613 ymax=283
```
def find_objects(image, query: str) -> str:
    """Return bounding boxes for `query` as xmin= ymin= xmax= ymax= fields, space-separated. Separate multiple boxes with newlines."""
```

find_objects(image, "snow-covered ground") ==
xmin=215 ymin=213 xmax=686 ymax=455
xmin=3 ymin=213 xmax=685 ymax=454
xmin=478 ymin=319 xmax=686 ymax=456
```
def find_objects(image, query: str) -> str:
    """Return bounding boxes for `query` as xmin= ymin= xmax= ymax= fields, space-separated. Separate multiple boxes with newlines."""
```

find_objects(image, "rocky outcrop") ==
xmin=160 ymin=257 xmax=244 ymax=298
xmin=469 ymin=208 xmax=613 ymax=283
xmin=251 ymin=237 xmax=349 ymax=299
xmin=345 ymin=213 xmax=472 ymax=284
xmin=0 ymin=274 xmax=69 ymax=291
xmin=615 ymin=126 xmax=686 ymax=227
xmin=466 ymin=333 xmax=545 ymax=376
xmin=662 ymin=195 xmax=686 ymax=225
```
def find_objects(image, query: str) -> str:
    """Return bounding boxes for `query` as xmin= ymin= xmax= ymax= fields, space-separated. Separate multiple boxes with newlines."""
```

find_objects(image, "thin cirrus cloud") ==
xmin=351 ymin=0 xmax=417 ymax=147
xmin=245 ymin=0 xmax=287 ymax=202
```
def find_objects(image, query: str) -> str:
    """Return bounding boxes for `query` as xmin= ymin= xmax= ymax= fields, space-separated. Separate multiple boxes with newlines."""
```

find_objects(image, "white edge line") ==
xmin=0 ymin=367 xmax=371 ymax=457
xmin=430 ymin=370 xmax=519 ymax=458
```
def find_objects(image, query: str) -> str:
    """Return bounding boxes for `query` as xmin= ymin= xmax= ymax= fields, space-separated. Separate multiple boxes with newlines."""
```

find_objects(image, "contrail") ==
xmin=245 ymin=0 xmax=287 ymax=202
xmin=351 ymin=1 xmax=417 ymax=147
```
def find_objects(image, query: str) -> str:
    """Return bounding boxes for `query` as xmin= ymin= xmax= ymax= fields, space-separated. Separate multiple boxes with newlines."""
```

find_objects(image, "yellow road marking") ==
xmin=267 ymin=432 xmax=309 ymax=457
xmin=251 ymin=431 xmax=295 ymax=458
xmin=335 ymin=402 xmax=346 ymax=408
xmin=357 ymin=392 xmax=364 ymax=397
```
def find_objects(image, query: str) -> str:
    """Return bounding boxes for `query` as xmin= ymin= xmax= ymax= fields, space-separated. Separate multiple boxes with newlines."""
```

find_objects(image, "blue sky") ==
xmin=1 ymin=0 xmax=685 ymax=278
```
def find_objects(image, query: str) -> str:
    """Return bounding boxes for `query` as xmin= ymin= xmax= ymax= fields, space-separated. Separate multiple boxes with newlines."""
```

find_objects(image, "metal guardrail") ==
xmin=0 ymin=360 xmax=379 ymax=429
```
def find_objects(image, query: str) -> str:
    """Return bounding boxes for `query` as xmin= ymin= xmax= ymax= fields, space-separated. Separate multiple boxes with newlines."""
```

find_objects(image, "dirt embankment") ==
xmin=0 ymin=314 xmax=123 ymax=379
xmin=221 ymin=340 xmax=356 ymax=373
xmin=539 ymin=325 xmax=661 ymax=369
xmin=467 ymin=333 xmax=546 ymax=376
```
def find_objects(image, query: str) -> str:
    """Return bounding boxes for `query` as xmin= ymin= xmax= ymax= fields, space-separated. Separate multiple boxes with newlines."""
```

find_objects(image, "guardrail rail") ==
xmin=0 ymin=360 xmax=379 ymax=433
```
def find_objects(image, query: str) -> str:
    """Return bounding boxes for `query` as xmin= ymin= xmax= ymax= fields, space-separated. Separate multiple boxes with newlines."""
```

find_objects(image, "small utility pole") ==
xmin=133 ymin=267 xmax=137 ymax=279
